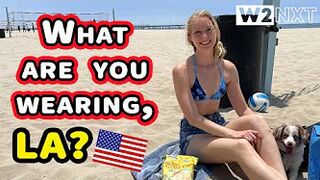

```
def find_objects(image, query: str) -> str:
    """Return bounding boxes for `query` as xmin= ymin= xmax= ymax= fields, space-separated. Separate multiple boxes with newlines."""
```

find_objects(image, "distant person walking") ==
xmin=31 ymin=23 xmax=35 ymax=32
xmin=26 ymin=23 xmax=30 ymax=32
xmin=22 ymin=23 xmax=26 ymax=32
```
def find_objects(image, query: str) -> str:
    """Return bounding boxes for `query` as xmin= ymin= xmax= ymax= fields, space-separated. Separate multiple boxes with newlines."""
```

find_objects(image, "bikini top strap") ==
xmin=217 ymin=61 xmax=224 ymax=79
xmin=192 ymin=55 xmax=198 ymax=77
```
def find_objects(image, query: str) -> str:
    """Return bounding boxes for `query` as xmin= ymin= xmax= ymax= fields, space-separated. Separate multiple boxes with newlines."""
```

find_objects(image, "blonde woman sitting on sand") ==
xmin=172 ymin=10 xmax=287 ymax=180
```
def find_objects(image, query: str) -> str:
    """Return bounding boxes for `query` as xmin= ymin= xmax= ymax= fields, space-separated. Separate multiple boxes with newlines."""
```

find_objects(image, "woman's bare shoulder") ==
xmin=221 ymin=59 xmax=236 ymax=70
xmin=220 ymin=59 xmax=238 ymax=83
xmin=172 ymin=57 xmax=192 ymax=76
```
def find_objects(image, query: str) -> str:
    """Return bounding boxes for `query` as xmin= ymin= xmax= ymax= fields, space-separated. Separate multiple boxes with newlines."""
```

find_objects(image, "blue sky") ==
xmin=0 ymin=0 xmax=319 ymax=25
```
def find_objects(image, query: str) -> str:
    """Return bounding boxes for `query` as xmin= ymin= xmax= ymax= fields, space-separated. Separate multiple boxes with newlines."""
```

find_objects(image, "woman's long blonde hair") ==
xmin=186 ymin=10 xmax=226 ymax=61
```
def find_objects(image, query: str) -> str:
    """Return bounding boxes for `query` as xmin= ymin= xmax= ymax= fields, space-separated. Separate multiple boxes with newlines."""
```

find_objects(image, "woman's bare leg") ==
xmin=225 ymin=114 xmax=287 ymax=179
xmin=186 ymin=134 xmax=286 ymax=180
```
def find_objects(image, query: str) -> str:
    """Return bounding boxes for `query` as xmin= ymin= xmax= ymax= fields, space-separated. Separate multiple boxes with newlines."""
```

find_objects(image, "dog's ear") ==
xmin=273 ymin=125 xmax=286 ymax=140
xmin=298 ymin=125 xmax=310 ymax=144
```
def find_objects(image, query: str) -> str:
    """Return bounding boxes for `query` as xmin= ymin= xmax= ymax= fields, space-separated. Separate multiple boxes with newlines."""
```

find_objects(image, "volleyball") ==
xmin=248 ymin=92 xmax=270 ymax=112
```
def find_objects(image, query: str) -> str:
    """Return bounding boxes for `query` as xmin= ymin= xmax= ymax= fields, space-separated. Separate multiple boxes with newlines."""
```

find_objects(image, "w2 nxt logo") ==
xmin=236 ymin=5 xmax=275 ymax=25
xmin=236 ymin=5 xmax=318 ymax=26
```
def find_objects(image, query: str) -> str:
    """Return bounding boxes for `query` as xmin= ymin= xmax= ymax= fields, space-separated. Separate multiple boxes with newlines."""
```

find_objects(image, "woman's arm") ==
xmin=224 ymin=60 xmax=254 ymax=116
xmin=172 ymin=62 xmax=236 ymax=138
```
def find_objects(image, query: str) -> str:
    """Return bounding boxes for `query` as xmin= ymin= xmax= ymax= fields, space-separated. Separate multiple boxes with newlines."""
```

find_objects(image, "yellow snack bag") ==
xmin=162 ymin=155 xmax=198 ymax=180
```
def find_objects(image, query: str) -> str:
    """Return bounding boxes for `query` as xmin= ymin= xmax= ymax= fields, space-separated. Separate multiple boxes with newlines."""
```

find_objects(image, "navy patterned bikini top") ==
xmin=191 ymin=55 xmax=227 ymax=101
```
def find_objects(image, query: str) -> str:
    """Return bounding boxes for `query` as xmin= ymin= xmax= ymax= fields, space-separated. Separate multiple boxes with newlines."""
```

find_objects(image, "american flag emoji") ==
xmin=92 ymin=129 xmax=148 ymax=172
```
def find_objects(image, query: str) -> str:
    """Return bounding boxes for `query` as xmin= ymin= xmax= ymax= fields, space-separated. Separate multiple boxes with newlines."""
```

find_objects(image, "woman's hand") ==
xmin=231 ymin=130 xmax=262 ymax=146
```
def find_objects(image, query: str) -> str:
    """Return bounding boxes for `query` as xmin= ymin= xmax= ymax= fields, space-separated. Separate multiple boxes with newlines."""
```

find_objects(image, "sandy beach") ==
xmin=0 ymin=28 xmax=319 ymax=179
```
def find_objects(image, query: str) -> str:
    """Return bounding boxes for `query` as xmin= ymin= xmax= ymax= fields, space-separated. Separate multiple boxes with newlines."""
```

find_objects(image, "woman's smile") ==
xmin=199 ymin=40 xmax=212 ymax=46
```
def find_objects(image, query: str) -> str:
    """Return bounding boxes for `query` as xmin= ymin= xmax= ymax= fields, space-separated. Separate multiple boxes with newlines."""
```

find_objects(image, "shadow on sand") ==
xmin=219 ymin=84 xmax=320 ymax=112
xmin=270 ymin=84 xmax=320 ymax=108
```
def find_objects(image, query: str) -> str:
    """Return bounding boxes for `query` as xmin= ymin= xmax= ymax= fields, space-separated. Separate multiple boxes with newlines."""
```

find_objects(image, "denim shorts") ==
xmin=179 ymin=112 xmax=228 ymax=155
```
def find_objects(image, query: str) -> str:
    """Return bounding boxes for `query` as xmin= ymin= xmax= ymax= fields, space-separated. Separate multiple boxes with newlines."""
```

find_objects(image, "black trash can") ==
xmin=0 ymin=29 xmax=5 ymax=38
xmin=216 ymin=15 xmax=266 ymax=108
